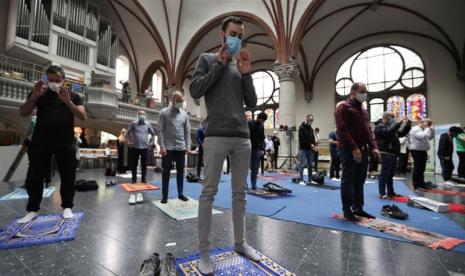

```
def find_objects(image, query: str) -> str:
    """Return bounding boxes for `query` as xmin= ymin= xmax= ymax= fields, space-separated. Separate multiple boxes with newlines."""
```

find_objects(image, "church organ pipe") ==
xmin=32 ymin=0 xmax=50 ymax=45
xmin=16 ymin=0 xmax=31 ymax=39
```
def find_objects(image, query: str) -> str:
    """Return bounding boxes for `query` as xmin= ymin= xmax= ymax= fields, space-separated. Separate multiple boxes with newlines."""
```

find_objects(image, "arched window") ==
xmin=251 ymin=70 xmax=280 ymax=129
xmin=335 ymin=45 xmax=427 ymax=121
xmin=115 ymin=56 xmax=129 ymax=91
xmin=150 ymin=70 xmax=163 ymax=103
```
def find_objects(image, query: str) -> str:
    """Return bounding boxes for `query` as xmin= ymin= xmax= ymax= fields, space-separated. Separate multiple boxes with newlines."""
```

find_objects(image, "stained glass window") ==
xmin=407 ymin=94 xmax=427 ymax=121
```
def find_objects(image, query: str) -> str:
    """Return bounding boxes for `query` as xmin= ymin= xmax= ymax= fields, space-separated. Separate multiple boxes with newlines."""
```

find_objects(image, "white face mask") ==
xmin=48 ymin=82 xmax=62 ymax=93
xmin=355 ymin=92 xmax=367 ymax=103
xmin=173 ymin=102 xmax=183 ymax=109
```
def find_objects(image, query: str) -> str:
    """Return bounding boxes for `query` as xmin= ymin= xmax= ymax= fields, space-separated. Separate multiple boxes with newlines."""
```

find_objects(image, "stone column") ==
xmin=273 ymin=61 xmax=300 ymax=169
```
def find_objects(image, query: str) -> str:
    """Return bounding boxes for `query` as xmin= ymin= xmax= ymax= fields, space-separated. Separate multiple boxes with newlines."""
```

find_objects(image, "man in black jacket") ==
xmin=374 ymin=112 xmax=411 ymax=198
xmin=298 ymin=114 xmax=317 ymax=184
xmin=438 ymin=127 xmax=460 ymax=181
xmin=249 ymin=112 xmax=267 ymax=189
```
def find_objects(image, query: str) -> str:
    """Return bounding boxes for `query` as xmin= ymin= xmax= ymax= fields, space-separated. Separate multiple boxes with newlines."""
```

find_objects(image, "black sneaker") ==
xmin=353 ymin=210 xmax=376 ymax=219
xmin=424 ymin=181 xmax=437 ymax=189
xmin=381 ymin=205 xmax=409 ymax=220
xmin=161 ymin=197 xmax=168 ymax=204
xmin=343 ymin=212 xmax=360 ymax=222
xmin=140 ymin=252 xmax=161 ymax=276
xmin=165 ymin=253 xmax=177 ymax=276
xmin=178 ymin=195 xmax=189 ymax=201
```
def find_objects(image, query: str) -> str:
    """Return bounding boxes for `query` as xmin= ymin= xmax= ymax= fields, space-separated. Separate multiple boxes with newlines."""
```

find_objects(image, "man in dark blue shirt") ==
xmin=328 ymin=129 xmax=340 ymax=179
xmin=248 ymin=112 xmax=267 ymax=189
xmin=196 ymin=120 xmax=206 ymax=176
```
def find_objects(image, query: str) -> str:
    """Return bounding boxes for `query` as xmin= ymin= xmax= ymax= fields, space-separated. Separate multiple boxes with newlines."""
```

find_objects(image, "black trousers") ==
xmin=330 ymin=150 xmax=341 ymax=178
xmin=260 ymin=154 xmax=264 ymax=175
xmin=458 ymin=152 xmax=465 ymax=178
xmin=162 ymin=150 xmax=185 ymax=198
xmin=25 ymin=147 xmax=52 ymax=186
xmin=397 ymin=151 xmax=409 ymax=174
xmin=26 ymin=144 xmax=76 ymax=212
xmin=197 ymin=144 xmax=204 ymax=176
xmin=439 ymin=155 xmax=454 ymax=181
xmin=314 ymin=150 xmax=319 ymax=171
xmin=410 ymin=150 xmax=427 ymax=188
xmin=131 ymin=148 xmax=148 ymax=182
xmin=340 ymin=148 xmax=368 ymax=214
xmin=273 ymin=147 xmax=279 ymax=169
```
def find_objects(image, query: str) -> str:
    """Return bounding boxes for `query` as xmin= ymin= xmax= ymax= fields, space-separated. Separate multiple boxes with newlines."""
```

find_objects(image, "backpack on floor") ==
xmin=75 ymin=179 xmax=99 ymax=191
xmin=311 ymin=170 xmax=327 ymax=184
xmin=186 ymin=173 xmax=202 ymax=183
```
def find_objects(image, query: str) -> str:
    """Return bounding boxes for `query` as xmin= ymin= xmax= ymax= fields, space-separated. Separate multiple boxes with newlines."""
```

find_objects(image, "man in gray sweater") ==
xmin=409 ymin=118 xmax=435 ymax=189
xmin=190 ymin=16 xmax=260 ymax=274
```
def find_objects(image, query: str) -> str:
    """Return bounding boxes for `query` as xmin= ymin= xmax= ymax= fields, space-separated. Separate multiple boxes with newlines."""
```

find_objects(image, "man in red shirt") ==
xmin=335 ymin=82 xmax=380 ymax=222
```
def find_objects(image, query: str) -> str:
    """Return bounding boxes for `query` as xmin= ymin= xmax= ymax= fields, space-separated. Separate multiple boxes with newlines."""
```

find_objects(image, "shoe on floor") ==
xmin=387 ymin=192 xmax=400 ymax=198
xmin=129 ymin=194 xmax=136 ymax=204
xmin=353 ymin=210 xmax=375 ymax=219
xmin=162 ymin=253 xmax=176 ymax=276
xmin=160 ymin=197 xmax=168 ymax=204
xmin=234 ymin=243 xmax=261 ymax=262
xmin=139 ymin=252 xmax=161 ymax=276
xmin=178 ymin=195 xmax=189 ymax=201
xmin=424 ymin=181 xmax=438 ymax=189
xmin=298 ymin=181 xmax=306 ymax=186
xmin=18 ymin=211 xmax=38 ymax=224
xmin=379 ymin=194 xmax=388 ymax=199
xmin=63 ymin=208 xmax=74 ymax=219
xmin=343 ymin=212 xmax=359 ymax=222
xmin=136 ymin=193 xmax=144 ymax=203
xmin=381 ymin=204 xmax=409 ymax=220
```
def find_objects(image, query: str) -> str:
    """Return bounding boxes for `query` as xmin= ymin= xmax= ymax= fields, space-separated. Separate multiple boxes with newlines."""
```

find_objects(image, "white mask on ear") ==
xmin=355 ymin=93 xmax=367 ymax=103
xmin=48 ymin=82 xmax=62 ymax=93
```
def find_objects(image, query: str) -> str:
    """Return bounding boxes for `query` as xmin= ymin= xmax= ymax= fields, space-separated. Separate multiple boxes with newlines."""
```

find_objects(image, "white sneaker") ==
xmin=136 ymin=193 xmax=144 ymax=203
xmin=63 ymin=208 xmax=74 ymax=219
xmin=18 ymin=212 xmax=38 ymax=224
xmin=298 ymin=181 xmax=306 ymax=186
xmin=128 ymin=194 xmax=136 ymax=204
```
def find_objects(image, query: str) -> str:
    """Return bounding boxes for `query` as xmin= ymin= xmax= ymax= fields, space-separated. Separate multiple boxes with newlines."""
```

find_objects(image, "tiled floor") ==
xmin=1 ymin=169 xmax=465 ymax=276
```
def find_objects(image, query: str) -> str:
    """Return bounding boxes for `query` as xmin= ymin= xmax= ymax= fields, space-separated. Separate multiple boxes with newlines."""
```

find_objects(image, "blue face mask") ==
xmin=225 ymin=35 xmax=241 ymax=56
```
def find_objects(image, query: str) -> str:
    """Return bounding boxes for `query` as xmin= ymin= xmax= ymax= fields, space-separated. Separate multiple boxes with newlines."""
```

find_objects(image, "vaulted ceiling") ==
xmin=96 ymin=0 xmax=465 ymax=95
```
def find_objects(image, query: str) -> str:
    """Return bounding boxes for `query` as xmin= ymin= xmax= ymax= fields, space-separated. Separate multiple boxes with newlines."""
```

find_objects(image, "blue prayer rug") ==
xmin=0 ymin=187 xmax=55 ymax=201
xmin=0 ymin=213 xmax=83 ymax=250
xmin=176 ymin=247 xmax=295 ymax=275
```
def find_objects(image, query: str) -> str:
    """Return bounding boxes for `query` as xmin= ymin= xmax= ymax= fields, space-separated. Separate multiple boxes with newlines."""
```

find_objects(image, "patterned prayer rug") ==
xmin=0 ymin=213 xmax=83 ymax=250
xmin=120 ymin=183 xmax=160 ymax=193
xmin=176 ymin=247 xmax=295 ymax=275
xmin=332 ymin=214 xmax=465 ymax=250
xmin=152 ymin=197 xmax=222 ymax=220
xmin=0 ymin=187 xmax=55 ymax=201
xmin=247 ymin=188 xmax=294 ymax=199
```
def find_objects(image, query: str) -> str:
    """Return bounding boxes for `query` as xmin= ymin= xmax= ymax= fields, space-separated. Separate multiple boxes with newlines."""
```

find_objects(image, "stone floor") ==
xmin=1 ymin=168 xmax=465 ymax=276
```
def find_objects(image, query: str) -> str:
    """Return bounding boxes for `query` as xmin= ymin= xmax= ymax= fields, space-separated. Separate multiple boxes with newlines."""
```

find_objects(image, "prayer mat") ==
xmin=386 ymin=195 xmax=465 ymax=215
xmin=417 ymin=188 xmax=465 ymax=197
xmin=332 ymin=214 xmax=465 ymax=250
xmin=120 ymin=183 xmax=160 ymax=193
xmin=0 ymin=213 xmax=83 ymax=250
xmin=176 ymin=247 xmax=295 ymax=275
xmin=152 ymin=197 xmax=222 ymax=220
xmin=258 ymin=175 xmax=288 ymax=181
xmin=439 ymin=181 xmax=465 ymax=188
xmin=0 ymin=187 xmax=55 ymax=201
xmin=305 ymin=181 xmax=340 ymax=190
xmin=247 ymin=188 xmax=293 ymax=199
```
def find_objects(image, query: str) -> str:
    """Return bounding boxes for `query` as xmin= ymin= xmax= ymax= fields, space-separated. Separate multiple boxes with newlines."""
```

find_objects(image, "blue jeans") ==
xmin=378 ymin=153 xmax=397 ymax=196
xmin=340 ymin=148 xmax=368 ymax=213
xmin=250 ymin=150 xmax=261 ymax=189
xmin=299 ymin=149 xmax=314 ymax=182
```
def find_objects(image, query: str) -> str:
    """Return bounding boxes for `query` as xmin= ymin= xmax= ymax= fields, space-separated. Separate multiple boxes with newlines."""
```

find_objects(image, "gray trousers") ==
xmin=198 ymin=137 xmax=251 ymax=252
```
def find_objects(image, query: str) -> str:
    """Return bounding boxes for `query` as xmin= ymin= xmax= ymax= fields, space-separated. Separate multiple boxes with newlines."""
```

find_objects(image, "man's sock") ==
xmin=198 ymin=251 xmax=213 ymax=274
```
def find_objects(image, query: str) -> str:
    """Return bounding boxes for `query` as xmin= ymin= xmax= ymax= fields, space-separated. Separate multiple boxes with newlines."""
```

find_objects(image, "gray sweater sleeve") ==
xmin=242 ymin=73 xmax=257 ymax=108
xmin=185 ymin=114 xmax=191 ymax=149
xmin=190 ymin=54 xmax=224 ymax=99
